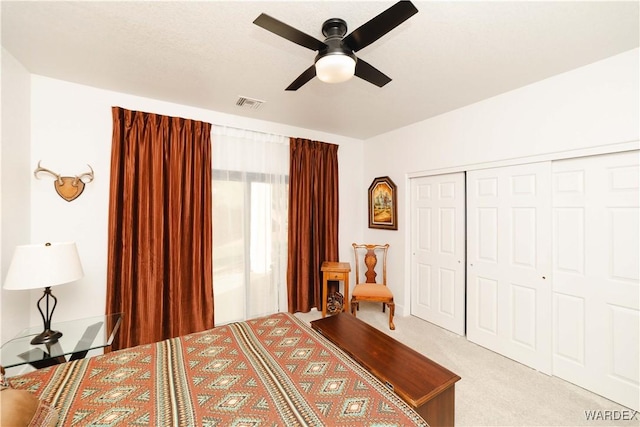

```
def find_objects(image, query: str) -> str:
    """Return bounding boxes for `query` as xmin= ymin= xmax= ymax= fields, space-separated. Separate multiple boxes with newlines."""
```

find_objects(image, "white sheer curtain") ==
xmin=211 ymin=125 xmax=289 ymax=325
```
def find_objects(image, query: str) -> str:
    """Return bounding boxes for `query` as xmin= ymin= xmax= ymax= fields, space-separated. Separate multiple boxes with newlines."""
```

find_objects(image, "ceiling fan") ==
xmin=253 ymin=1 xmax=418 ymax=91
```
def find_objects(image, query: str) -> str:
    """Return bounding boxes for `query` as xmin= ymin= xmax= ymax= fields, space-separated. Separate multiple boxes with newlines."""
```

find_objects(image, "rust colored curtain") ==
xmin=106 ymin=107 xmax=214 ymax=351
xmin=287 ymin=138 xmax=339 ymax=313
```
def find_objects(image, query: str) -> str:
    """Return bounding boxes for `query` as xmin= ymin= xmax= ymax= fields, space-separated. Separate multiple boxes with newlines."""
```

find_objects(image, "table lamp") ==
xmin=3 ymin=242 xmax=84 ymax=345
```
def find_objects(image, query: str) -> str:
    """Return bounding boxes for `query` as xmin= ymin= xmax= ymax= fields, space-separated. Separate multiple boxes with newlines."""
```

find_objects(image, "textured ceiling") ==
xmin=2 ymin=1 xmax=638 ymax=139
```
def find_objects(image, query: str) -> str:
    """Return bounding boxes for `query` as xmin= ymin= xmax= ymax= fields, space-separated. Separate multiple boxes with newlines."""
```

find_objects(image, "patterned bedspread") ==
xmin=9 ymin=312 xmax=427 ymax=426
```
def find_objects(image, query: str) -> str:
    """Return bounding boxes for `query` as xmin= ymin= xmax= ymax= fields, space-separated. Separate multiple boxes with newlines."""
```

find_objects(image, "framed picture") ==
xmin=368 ymin=176 xmax=398 ymax=230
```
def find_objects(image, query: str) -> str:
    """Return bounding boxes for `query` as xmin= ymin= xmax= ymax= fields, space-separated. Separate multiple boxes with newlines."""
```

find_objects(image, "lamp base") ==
xmin=30 ymin=329 xmax=63 ymax=345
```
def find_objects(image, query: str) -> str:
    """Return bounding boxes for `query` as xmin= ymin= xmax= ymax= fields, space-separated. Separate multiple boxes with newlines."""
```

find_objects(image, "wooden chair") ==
xmin=351 ymin=243 xmax=395 ymax=330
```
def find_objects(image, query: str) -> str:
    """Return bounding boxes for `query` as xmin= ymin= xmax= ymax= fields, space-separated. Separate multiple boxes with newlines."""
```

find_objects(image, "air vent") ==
xmin=236 ymin=96 xmax=265 ymax=110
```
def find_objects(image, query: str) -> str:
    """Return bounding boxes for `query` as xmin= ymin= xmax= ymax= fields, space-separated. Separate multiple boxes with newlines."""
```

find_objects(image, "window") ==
xmin=211 ymin=127 xmax=288 ymax=324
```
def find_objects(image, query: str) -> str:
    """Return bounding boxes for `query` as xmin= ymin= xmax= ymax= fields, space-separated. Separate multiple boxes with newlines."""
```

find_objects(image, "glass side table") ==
xmin=0 ymin=313 xmax=122 ymax=369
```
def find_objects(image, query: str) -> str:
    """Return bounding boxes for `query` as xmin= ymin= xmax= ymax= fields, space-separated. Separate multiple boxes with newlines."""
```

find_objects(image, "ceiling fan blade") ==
xmin=254 ymin=13 xmax=327 ymax=51
xmin=286 ymin=65 xmax=317 ymax=91
xmin=354 ymin=58 xmax=392 ymax=87
xmin=343 ymin=1 xmax=418 ymax=52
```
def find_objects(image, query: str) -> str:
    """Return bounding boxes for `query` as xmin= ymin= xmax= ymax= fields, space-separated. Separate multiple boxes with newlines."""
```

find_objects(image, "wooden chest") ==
xmin=311 ymin=313 xmax=461 ymax=427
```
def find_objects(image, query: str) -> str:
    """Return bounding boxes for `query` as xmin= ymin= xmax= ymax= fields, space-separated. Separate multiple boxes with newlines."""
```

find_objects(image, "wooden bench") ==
xmin=311 ymin=313 xmax=460 ymax=427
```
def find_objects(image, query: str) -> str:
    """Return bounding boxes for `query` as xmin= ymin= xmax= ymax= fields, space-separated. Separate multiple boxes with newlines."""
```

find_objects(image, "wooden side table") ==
xmin=321 ymin=261 xmax=351 ymax=317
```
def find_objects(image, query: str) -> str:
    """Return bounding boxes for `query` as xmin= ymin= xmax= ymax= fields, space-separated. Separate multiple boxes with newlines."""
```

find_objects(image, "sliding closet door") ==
xmin=467 ymin=162 xmax=552 ymax=374
xmin=552 ymin=150 xmax=639 ymax=410
xmin=410 ymin=173 xmax=466 ymax=335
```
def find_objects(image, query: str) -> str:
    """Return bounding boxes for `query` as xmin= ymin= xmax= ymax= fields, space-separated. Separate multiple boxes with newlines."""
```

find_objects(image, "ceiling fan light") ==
xmin=315 ymin=54 xmax=356 ymax=84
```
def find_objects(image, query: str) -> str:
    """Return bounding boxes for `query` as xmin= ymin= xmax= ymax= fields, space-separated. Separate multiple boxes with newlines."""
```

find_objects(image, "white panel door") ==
xmin=467 ymin=162 xmax=552 ymax=374
xmin=552 ymin=150 xmax=639 ymax=410
xmin=410 ymin=173 xmax=466 ymax=335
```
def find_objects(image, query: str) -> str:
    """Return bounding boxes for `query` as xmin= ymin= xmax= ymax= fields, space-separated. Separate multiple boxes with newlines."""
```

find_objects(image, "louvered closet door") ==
xmin=467 ymin=162 xmax=552 ymax=374
xmin=410 ymin=173 xmax=466 ymax=335
xmin=552 ymin=150 xmax=639 ymax=410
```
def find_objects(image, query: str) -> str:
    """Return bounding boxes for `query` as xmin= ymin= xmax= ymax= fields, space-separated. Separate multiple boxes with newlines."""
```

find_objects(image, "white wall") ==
xmin=6 ymin=47 xmax=637 ymax=328
xmin=363 ymin=48 xmax=639 ymax=315
xmin=1 ymin=48 xmax=32 ymax=342
xmin=27 ymin=76 xmax=364 ymax=325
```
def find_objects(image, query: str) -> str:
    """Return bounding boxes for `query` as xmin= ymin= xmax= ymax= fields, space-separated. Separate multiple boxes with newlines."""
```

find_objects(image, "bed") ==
xmin=7 ymin=312 xmax=427 ymax=426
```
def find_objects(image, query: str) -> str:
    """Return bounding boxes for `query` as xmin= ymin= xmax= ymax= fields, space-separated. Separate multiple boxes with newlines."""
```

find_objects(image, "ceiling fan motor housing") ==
xmin=322 ymin=18 xmax=347 ymax=38
xmin=315 ymin=18 xmax=356 ymax=63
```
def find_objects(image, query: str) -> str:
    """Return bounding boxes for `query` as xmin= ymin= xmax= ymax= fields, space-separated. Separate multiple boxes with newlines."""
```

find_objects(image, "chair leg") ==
xmin=388 ymin=302 xmax=395 ymax=330
xmin=382 ymin=303 xmax=385 ymax=313
xmin=351 ymin=299 xmax=357 ymax=317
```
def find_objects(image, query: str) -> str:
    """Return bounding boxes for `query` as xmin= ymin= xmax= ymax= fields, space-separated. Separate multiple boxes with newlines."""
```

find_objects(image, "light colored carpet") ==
xmin=295 ymin=304 xmax=639 ymax=427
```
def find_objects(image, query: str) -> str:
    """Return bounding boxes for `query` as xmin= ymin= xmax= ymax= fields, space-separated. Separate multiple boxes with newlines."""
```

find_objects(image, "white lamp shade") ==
xmin=3 ymin=242 xmax=84 ymax=290
xmin=315 ymin=54 xmax=356 ymax=83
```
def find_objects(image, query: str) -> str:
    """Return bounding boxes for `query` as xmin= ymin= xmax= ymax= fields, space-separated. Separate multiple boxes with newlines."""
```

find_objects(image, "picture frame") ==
xmin=368 ymin=176 xmax=398 ymax=230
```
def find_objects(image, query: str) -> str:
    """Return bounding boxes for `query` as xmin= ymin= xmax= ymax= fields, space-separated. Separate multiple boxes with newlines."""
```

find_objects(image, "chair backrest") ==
xmin=352 ymin=243 xmax=389 ymax=286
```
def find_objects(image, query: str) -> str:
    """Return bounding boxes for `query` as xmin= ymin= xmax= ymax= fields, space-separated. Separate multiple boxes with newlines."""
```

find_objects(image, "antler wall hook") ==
xmin=34 ymin=160 xmax=94 ymax=202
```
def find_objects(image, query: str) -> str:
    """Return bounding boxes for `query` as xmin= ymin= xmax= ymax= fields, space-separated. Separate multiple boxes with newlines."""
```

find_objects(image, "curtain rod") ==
xmin=210 ymin=123 xmax=330 ymax=143
xmin=210 ymin=123 xmax=290 ymax=140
